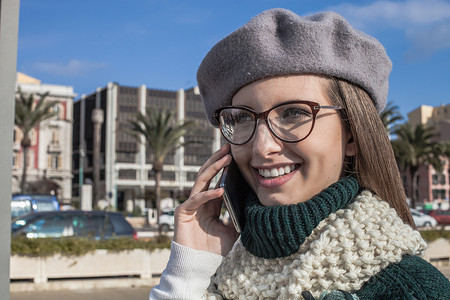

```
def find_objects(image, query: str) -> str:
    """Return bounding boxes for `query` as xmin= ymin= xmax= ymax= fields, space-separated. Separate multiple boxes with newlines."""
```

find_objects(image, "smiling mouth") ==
xmin=257 ymin=164 xmax=298 ymax=178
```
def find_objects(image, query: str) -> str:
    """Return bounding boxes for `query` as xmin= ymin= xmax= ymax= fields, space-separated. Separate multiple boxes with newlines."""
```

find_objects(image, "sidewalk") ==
xmin=11 ymin=277 xmax=159 ymax=293
xmin=10 ymin=265 xmax=450 ymax=300
xmin=10 ymin=286 xmax=151 ymax=300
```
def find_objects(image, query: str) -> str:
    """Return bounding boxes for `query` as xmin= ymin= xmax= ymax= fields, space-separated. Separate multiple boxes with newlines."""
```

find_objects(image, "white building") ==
xmin=73 ymin=82 xmax=222 ymax=212
xmin=13 ymin=73 xmax=75 ymax=203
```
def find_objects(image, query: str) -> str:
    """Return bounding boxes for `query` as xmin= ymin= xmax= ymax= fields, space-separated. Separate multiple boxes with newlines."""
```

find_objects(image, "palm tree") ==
xmin=380 ymin=101 xmax=403 ymax=135
xmin=15 ymin=87 xmax=58 ymax=193
xmin=127 ymin=108 xmax=194 ymax=225
xmin=392 ymin=123 xmax=445 ymax=208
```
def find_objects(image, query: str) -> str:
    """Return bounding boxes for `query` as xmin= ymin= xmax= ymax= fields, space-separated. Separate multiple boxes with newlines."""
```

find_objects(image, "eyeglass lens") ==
xmin=219 ymin=102 xmax=314 ymax=144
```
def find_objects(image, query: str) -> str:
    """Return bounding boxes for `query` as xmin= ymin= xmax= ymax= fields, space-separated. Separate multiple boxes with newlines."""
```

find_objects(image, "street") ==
xmin=10 ymin=286 xmax=151 ymax=300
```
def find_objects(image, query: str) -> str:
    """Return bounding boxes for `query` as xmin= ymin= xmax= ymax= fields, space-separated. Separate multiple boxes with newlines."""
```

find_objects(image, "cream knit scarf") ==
xmin=206 ymin=191 xmax=427 ymax=300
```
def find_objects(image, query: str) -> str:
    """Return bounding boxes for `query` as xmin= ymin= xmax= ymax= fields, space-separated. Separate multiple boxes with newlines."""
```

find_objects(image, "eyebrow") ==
xmin=232 ymin=99 xmax=322 ymax=111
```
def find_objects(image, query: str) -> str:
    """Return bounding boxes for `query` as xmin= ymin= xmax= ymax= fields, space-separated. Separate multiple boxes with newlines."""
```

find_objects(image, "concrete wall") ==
xmin=10 ymin=248 xmax=171 ymax=284
xmin=0 ymin=1 xmax=20 ymax=299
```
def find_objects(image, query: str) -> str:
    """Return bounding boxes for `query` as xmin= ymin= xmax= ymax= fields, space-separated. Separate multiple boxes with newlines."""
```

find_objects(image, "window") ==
xmin=53 ymin=105 xmax=63 ymax=119
xmin=110 ymin=214 xmax=133 ymax=235
xmin=118 ymin=169 xmax=136 ymax=180
xmin=432 ymin=189 xmax=446 ymax=200
xmin=11 ymin=200 xmax=32 ymax=219
xmin=24 ymin=215 xmax=74 ymax=238
xmin=432 ymin=174 xmax=438 ymax=185
xmin=162 ymin=171 xmax=176 ymax=181
xmin=52 ymin=131 xmax=59 ymax=144
xmin=12 ymin=153 xmax=19 ymax=168
xmin=86 ymin=215 xmax=113 ymax=238
xmin=48 ymin=154 xmax=61 ymax=169
xmin=187 ymin=172 xmax=198 ymax=182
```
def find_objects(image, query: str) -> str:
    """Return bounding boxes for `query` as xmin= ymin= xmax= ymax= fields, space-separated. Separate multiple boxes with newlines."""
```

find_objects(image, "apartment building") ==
xmin=404 ymin=104 xmax=450 ymax=208
xmin=72 ymin=82 xmax=221 ymax=211
xmin=13 ymin=73 xmax=75 ymax=203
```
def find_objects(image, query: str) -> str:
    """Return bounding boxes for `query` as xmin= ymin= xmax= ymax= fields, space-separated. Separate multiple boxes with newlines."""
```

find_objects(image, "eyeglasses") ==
xmin=214 ymin=100 xmax=342 ymax=145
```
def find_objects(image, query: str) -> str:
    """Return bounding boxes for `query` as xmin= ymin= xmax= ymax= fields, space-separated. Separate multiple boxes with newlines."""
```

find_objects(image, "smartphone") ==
xmin=218 ymin=158 xmax=248 ymax=233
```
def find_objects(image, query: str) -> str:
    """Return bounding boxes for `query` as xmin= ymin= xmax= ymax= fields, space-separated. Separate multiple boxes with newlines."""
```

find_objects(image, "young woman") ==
xmin=150 ymin=8 xmax=450 ymax=299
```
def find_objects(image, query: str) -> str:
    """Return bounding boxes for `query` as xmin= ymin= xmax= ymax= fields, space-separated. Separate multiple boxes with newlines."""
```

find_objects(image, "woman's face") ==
xmin=230 ymin=75 xmax=356 ymax=206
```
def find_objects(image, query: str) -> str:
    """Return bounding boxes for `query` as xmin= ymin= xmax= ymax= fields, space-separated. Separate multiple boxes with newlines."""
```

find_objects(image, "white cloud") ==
xmin=328 ymin=0 xmax=450 ymax=59
xmin=405 ymin=20 xmax=450 ymax=58
xmin=32 ymin=59 xmax=108 ymax=76
xmin=331 ymin=0 xmax=450 ymax=29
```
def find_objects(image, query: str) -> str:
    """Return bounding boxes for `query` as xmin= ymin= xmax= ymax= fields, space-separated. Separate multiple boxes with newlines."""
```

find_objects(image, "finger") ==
xmin=190 ymin=153 xmax=231 ymax=197
xmin=196 ymin=143 xmax=230 ymax=177
xmin=224 ymin=217 xmax=239 ymax=234
xmin=182 ymin=188 xmax=224 ymax=213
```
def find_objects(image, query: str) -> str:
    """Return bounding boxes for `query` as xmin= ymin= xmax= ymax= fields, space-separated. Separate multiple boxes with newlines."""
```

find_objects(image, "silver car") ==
xmin=410 ymin=208 xmax=437 ymax=227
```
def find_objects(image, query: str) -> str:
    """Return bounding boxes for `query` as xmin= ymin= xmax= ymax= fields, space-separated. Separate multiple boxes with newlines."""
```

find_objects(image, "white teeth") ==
xmin=258 ymin=164 xmax=296 ymax=178
xmin=270 ymin=169 xmax=279 ymax=177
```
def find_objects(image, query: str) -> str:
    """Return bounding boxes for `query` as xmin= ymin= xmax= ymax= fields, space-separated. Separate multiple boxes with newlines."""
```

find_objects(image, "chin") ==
xmin=257 ymin=194 xmax=295 ymax=207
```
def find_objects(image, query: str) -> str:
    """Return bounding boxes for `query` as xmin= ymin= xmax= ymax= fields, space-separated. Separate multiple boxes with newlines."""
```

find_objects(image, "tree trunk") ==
xmin=410 ymin=168 xmax=418 ymax=209
xmin=21 ymin=145 xmax=29 ymax=194
xmin=155 ymin=170 xmax=162 ymax=233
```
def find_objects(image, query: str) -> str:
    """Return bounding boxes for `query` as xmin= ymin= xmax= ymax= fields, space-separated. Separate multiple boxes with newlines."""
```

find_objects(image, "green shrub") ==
xmin=11 ymin=236 xmax=171 ymax=257
xmin=420 ymin=229 xmax=450 ymax=242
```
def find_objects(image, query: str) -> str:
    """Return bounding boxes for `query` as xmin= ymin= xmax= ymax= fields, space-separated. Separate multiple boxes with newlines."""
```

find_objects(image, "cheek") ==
xmin=231 ymin=144 xmax=256 ymax=187
xmin=230 ymin=145 xmax=250 ymax=171
xmin=299 ymin=129 xmax=346 ymax=170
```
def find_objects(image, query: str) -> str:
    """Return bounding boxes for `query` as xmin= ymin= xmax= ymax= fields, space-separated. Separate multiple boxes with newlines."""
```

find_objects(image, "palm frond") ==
xmin=380 ymin=101 xmax=403 ymax=134
xmin=15 ymin=88 xmax=58 ymax=133
xmin=125 ymin=108 xmax=195 ymax=165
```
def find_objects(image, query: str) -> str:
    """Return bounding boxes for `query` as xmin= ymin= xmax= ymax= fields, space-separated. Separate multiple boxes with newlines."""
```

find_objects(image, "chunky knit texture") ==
xmin=206 ymin=191 xmax=428 ymax=299
xmin=241 ymin=177 xmax=359 ymax=259
xmin=357 ymin=255 xmax=450 ymax=299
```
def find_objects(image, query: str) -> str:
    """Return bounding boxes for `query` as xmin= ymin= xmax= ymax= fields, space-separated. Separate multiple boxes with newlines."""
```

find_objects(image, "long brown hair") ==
xmin=323 ymin=77 xmax=415 ymax=227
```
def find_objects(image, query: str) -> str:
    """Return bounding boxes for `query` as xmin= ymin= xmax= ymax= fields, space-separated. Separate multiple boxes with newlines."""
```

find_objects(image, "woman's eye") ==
xmin=281 ymin=107 xmax=310 ymax=120
xmin=234 ymin=112 xmax=253 ymax=123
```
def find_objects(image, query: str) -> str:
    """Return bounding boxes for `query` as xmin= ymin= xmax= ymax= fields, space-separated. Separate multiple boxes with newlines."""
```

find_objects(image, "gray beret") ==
xmin=197 ymin=8 xmax=392 ymax=126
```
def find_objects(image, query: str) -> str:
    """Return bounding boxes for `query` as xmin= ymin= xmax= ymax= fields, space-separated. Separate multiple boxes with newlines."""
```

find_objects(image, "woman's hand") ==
xmin=173 ymin=143 xmax=239 ymax=256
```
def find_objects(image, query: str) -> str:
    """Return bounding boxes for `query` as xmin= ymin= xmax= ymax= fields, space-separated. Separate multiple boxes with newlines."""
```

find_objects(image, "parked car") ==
xmin=159 ymin=208 xmax=175 ymax=232
xmin=11 ymin=210 xmax=137 ymax=240
xmin=429 ymin=210 xmax=450 ymax=225
xmin=11 ymin=194 xmax=60 ymax=219
xmin=410 ymin=208 xmax=437 ymax=227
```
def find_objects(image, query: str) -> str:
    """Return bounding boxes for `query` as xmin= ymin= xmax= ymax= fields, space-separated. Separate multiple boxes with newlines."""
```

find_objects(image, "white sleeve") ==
xmin=149 ymin=240 xmax=224 ymax=300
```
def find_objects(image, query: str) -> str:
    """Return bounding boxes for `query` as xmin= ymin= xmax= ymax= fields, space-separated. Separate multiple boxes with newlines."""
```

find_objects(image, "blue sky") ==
xmin=17 ymin=0 xmax=450 ymax=118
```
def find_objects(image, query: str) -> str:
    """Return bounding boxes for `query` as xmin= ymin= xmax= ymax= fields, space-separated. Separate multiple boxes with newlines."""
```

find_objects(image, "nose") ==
xmin=252 ymin=119 xmax=283 ymax=157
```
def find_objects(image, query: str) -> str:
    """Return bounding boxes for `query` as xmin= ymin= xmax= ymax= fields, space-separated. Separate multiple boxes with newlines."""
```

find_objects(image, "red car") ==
xmin=429 ymin=210 xmax=450 ymax=225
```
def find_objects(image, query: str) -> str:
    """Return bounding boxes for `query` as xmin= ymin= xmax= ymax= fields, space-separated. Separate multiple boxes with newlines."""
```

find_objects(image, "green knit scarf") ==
xmin=240 ymin=176 xmax=359 ymax=259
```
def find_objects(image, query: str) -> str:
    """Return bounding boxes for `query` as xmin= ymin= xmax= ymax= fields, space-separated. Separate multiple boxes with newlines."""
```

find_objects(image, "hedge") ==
xmin=419 ymin=228 xmax=450 ymax=243
xmin=10 ymin=229 xmax=449 ymax=257
xmin=11 ymin=235 xmax=171 ymax=257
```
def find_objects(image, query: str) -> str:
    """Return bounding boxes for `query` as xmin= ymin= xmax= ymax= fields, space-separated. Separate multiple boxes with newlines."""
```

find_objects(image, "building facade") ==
xmin=72 ymin=82 xmax=221 ymax=211
xmin=13 ymin=73 xmax=75 ymax=203
xmin=404 ymin=104 xmax=450 ymax=209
